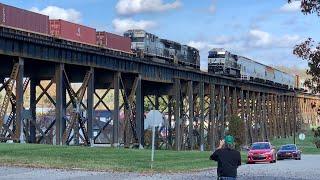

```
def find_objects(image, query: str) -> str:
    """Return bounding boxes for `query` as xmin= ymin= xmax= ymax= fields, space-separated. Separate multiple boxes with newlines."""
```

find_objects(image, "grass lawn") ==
xmin=0 ymin=143 xmax=248 ymax=172
xmin=270 ymin=131 xmax=320 ymax=154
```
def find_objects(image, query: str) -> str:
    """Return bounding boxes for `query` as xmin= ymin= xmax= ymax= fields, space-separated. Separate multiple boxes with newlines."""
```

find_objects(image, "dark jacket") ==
xmin=210 ymin=148 xmax=241 ymax=178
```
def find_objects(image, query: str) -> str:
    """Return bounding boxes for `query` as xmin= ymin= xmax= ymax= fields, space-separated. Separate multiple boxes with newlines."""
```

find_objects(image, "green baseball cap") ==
xmin=224 ymin=135 xmax=234 ymax=145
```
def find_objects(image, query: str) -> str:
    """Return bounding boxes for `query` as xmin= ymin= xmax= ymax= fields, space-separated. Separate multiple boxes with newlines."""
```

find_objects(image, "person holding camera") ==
xmin=210 ymin=135 xmax=241 ymax=180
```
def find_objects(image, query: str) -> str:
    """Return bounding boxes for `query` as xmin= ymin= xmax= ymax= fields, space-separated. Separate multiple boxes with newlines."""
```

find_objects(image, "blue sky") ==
xmin=2 ymin=0 xmax=319 ymax=70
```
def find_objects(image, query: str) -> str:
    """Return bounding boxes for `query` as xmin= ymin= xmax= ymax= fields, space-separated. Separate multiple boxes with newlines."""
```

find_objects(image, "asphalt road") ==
xmin=0 ymin=155 xmax=319 ymax=180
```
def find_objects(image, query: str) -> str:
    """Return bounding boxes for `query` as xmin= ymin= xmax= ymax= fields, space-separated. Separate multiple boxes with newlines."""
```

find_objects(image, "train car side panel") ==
xmin=50 ymin=19 xmax=96 ymax=45
xmin=0 ymin=3 xmax=49 ymax=34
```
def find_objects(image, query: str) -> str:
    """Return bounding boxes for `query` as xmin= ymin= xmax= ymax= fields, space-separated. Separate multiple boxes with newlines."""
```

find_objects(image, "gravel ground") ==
xmin=0 ymin=155 xmax=319 ymax=180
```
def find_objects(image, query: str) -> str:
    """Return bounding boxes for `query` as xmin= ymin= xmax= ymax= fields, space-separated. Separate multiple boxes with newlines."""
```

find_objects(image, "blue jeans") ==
xmin=219 ymin=177 xmax=237 ymax=180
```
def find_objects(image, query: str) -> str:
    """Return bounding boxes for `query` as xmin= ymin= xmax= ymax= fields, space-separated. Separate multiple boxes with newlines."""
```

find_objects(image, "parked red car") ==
xmin=247 ymin=142 xmax=277 ymax=164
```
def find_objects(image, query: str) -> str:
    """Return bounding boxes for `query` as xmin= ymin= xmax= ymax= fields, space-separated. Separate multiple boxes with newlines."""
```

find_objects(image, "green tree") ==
xmin=311 ymin=127 xmax=320 ymax=148
xmin=288 ymin=0 xmax=320 ymax=93
xmin=228 ymin=115 xmax=246 ymax=150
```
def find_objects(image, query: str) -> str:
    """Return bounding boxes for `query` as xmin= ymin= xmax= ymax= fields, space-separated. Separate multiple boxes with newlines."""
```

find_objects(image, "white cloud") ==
xmin=112 ymin=18 xmax=157 ymax=34
xmin=209 ymin=0 xmax=216 ymax=13
xmin=277 ymin=34 xmax=302 ymax=48
xmin=188 ymin=30 xmax=303 ymax=70
xmin=246 ymin=29 xmax=302 ymax=49
xmin=247 ymin=29 xmax=272 ymax=48
xmin=214 ymin=35 xmax=236 ymax=45
xmin=188 ymin=41 xmax=211 ymax=51
xmin=30 ymin=6 xmax=81 ymax=23
xmin=116 ymin=0 xmax=182 ymax=15
xmin=280 ymin=1 xmax=301 ymax=12
xmin=188 ymin=29 xmax=303 ymax=53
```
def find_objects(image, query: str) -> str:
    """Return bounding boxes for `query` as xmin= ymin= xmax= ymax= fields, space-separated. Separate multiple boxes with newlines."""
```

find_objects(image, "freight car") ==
xmin=208 ymin=48 xmax=296 ymax=89
xmin=96 ymin=31 xmax=131 ymax=52
xmin=0 ymin=3 xmax=200 ymax=70
xmin=49 ymin=19 xmax=96 ymax=45
xmin=124 ymin=29 xmax=200 ymax=69
xmin=238 ymin=56 xmax=295 ymax=89
xmin=0 ymin=3 xmax=49 ymax=34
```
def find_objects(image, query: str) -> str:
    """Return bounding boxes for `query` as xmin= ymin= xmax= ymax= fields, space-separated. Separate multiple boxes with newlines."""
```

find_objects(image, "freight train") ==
xmin=124 ymin=30 xmax=200 ymax=69
xmin=0 ymin=3 xmax=299 ymax=90
xmin=208 ymin=48 xmax=297 ymax=89
xmin=0 ymin=3 xmax=199 ymax=69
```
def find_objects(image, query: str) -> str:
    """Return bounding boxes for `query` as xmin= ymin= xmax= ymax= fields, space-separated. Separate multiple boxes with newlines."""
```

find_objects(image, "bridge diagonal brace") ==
xmin=36 ymin=119 xmax=56 ymax=143
xmin=120 ymin=75 xmax=140 ymax=146
xmin=94 ymin=87 xmax=111 ymax=110
xmin=93 ymin=120 xmax=112 ymax=141
xmin=36 ymin=81 xmax=55 ymax=105
xmin=62 ymin=69 xmax=92 ymax=145
xmin=0 ymin=63 xmax=20 ymax=134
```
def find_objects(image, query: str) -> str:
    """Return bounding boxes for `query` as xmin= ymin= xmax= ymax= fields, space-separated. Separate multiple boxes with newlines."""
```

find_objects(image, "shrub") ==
xmin=228 ymin=115 xmax=246 ymax=150
xmin=311 ymin=127 xmax=320 ymax=148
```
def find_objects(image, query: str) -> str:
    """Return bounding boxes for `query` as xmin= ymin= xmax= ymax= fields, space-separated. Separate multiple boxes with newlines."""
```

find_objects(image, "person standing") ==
xmin=210 ymin=135 xmax=241 ymax=180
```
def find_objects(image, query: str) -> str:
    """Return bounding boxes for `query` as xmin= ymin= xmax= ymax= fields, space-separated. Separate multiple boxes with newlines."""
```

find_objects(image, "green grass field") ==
xmin=1 ymin=131 xmax=318 ymax=172
xmin=270 ymin=131 xmax=320 ymax=154
xmin=0 ymin=143 xmax=249 ymax=172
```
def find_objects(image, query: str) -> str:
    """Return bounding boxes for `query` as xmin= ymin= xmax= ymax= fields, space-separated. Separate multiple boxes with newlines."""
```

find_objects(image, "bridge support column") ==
xmin=271 ymin=94 xmax=275 ymax=138
xmin=261 ymin=93 xmax=267 ymax=141
xmin=55 ymin=63 xmax=65 ymax=145
xmin=199 ymin=82 xmax=205 ymax=151
xmin=16 ymin=58 xmax=24 ymax=143
xmin=210 ymin=84 xmax=216 ymax=151
xmin=219 ymin=85 xmax=225 ymax=138
xmin=267 ymin=94 xmax=272 ymax=140
xmin=174 ymin=79 xmax=181 ymax=151
xmin=113 ymin=72 xmax=120 ymax=147
xmin=293 ymin=96 xmax=297 ymax=144
xmin=289 ymin=96 xmax=293 ymax=136
xmin=187 ymin=81 xmax=194 ymax=150
xmin=225 ymin=86 xmax=230 ymax=132
xmin=256 ymin=92 xmax=261 ymax=141
xmin=286 ymin=96 xmax=289 ymax=137
xmin=87 ymin=67 xmax=94 ymax=146
xmin=275 ymin=95 xmax=279 ymax=137
xmin=168 ymin=96 xmax=173 ymax=148
xmin=280 ymin=95 xmax=285 ymax=138
xmin=232 ymin=88 xmax=237 ymax=116
xmin=252 ymin=92 xmax=257 ymax=142
xmin=284 ymin=96 xmax=289 ymax=138
xmin=29 ymin=79 xmax=38 ymax=143
xmin=278 ymin=95 xmax=282 ymax=138
xmin=246 ymin=91 xmax=252 ymax=144
xmin=135 ymin=75 xmax=143 ymax=148
xmin=271 ymin=94 xmax=276 ymax=138
xmin=240 ymin=89 xmax=248 ymax=145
